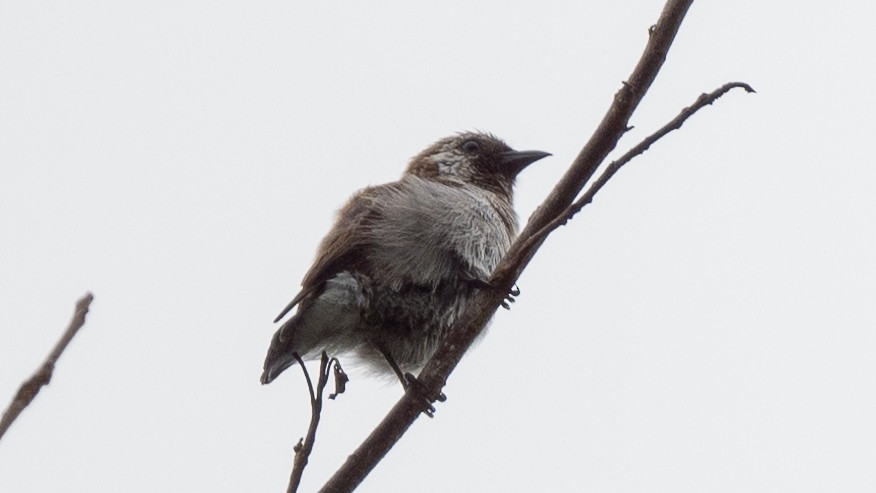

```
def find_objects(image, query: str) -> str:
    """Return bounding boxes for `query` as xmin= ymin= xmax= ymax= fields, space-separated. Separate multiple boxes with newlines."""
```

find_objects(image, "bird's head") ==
xmin=406 ymin=132 xmax=550 ymax=197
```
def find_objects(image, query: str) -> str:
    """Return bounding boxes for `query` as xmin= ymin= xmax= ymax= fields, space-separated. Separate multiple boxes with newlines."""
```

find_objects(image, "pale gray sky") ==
xmin=2 ymin=2 xmax=874 ymax=492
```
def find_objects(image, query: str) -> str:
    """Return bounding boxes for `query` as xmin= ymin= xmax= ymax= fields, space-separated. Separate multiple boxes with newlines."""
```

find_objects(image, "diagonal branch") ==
xmin=319 ymin=1 xmax=702 ymax=491
xmin=0 ymin=292 xmax=95 ymax=441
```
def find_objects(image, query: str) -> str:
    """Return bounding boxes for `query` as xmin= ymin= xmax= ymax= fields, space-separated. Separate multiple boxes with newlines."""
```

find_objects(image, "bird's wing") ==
xmin=273 ymin=187 xmax=382 ymax=323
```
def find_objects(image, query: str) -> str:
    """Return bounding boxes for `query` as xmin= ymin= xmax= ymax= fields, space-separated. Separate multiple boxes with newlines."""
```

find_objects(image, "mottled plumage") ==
xmin=261 ymin=132 xmax=549 ymax=384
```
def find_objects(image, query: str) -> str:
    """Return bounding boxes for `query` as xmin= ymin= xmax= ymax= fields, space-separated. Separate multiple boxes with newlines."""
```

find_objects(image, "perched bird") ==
xmin=261 ymin=132 xmax=549 ymax=385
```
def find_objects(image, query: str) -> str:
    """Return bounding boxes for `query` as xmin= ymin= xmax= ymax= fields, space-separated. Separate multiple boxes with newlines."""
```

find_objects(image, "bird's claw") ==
xmin=501 ymin=284 xmax=521 ymax=310
xmin=404 ymin=373 xmax=446 ymax=418
xmin=470 ymin=279 xmax=521 ymax=310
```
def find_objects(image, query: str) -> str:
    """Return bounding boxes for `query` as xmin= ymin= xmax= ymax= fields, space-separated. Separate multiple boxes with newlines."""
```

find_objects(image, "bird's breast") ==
xmin=366 ymin=177 xmax=517 ymax=289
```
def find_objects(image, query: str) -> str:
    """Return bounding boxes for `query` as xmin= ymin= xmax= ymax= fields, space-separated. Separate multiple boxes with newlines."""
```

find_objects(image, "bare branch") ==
xmin=0 ymin=293 xmax=95 ymax=441
xmin=521 ymin=81 xmax=757 ymax=252
xmin=319 ymin=1 xmax=702 ymax=491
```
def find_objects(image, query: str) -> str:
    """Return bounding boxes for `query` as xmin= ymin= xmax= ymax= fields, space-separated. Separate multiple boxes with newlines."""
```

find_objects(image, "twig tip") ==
xmin=730 ymin=81 xmax=756 ymax=94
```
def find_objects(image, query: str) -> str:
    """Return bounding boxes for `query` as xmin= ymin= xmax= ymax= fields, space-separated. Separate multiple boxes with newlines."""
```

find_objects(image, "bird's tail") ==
xmin=260 ymin=325 xmax=300 ymax=384
xmin=261 ymin=273 xmax=365 ymax=384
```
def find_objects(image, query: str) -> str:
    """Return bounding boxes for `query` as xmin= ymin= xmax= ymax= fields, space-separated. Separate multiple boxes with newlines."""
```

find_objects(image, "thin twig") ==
xmin=0 ymin=293 xmax=95 ymax=441
xmin=292 ymin=352 xmax=316 ymax=404
xmin=319 ymin=1 xmax=701 ymax=491
xmin=287 ymin=352 xmax=335 ymax=493
xmin=520 ymin=82 xmax=756 ymax=255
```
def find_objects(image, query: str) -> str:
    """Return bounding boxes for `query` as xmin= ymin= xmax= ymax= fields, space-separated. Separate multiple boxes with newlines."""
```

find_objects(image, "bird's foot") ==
xmin=466 ymin=277 xmax=494 ymax=290
xmin=468 ymin=279 xmax=521 ymax=310
xmin=404 ymin=372 xmax=446 ymax=418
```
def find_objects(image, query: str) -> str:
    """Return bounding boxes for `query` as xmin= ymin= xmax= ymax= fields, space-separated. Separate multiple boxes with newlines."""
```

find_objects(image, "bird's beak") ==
xmin=500 ymin=149 xmax=551 ymax=174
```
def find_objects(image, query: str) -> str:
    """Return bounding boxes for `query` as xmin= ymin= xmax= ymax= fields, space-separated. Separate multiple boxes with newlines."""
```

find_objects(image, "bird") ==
xmin=261 ymin=131 xmax=549 ymax=385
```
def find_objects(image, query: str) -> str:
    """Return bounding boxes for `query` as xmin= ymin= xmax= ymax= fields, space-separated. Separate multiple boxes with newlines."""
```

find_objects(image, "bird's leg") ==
xmin=372 ymin=340 xmax=444 ymax=417
xmin=374 ymin=342 xmax=407 ymax=389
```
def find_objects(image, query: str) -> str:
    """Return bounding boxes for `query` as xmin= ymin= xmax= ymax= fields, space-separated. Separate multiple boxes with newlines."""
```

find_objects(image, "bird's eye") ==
xmin=462 ymin=140 xmax=481 ymax=154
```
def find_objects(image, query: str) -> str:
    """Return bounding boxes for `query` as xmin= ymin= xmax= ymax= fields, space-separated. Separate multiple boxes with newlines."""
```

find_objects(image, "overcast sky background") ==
xmin=2 ymin=2 xmax=874 ymax=492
